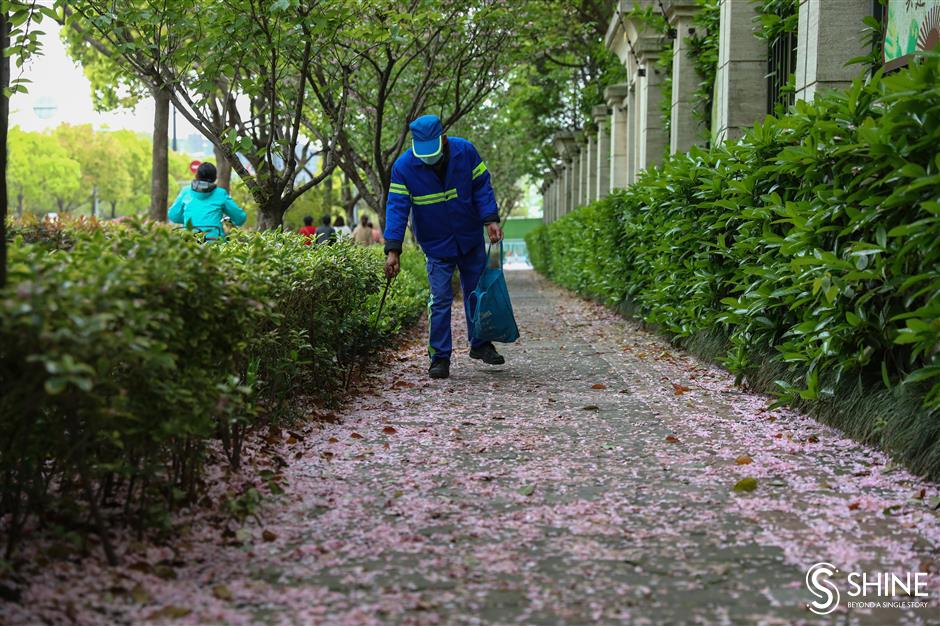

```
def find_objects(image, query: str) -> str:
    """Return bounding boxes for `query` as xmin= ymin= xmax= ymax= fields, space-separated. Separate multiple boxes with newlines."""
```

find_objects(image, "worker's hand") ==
xmin=486 ymin=222 xmax=503 ymax=244
xmin=384 ymin=251 xmax=401 ymax=280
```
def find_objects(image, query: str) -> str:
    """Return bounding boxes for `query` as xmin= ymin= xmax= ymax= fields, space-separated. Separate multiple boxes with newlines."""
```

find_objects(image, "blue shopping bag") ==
xmin=470 ymin=242 xmax=520 ymax=344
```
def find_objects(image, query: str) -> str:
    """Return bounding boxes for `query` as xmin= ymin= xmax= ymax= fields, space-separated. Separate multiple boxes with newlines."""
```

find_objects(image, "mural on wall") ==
xmin=884 ymin=0 xmax=940 ymax=70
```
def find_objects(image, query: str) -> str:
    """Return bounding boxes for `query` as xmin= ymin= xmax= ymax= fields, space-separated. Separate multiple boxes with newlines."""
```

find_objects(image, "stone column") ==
xmin=568 ymin=154 xmax=581 ymax=213
xmin=572 ymin=132 xmax=584 ymax=209
xmin=576 ymin=133 xmax=589 ymax=206
xmin=545 ymin=178 xmax=553 ymax=223
xmin=714 ymin=0 xmax=767 ymax=144
xmin=552 ymin=131 xmax=575 ymax=215
xmin=541 ymin=180 xmax=547 ymax=220
xmin=586 ymin=132 xmax=597 ymax=205
xmin=555 ymin=163 xmax=567 ymax=219
xmin=605 ymin=84 xmax=629 ymax=191
xmin=636 ymin=37 xmax=668 ymax=173
xmin=550 ymin=179 xmax=557 ymax=222
xmin=563 ymin=160 xmax=573 ymax=216
xmin=794 ymin=0 xmax=870 ymax=102
xmin=592 ymin=105 xmax=611 ymax=200
xmin=542 ymin=176 xmax=553 ymax=223
xmin=665 ymin=0 xmax=706 ymax=154
xmin=627 ymin=83 xmax=639 ymax=184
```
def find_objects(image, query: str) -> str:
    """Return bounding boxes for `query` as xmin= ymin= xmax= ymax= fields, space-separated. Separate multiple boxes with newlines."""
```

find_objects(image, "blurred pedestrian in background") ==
xmin=298 ymin=215 xmax=317 ymax=245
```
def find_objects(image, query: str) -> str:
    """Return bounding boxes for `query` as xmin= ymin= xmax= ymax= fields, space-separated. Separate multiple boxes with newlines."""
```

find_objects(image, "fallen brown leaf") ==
xmin=350 ymin=432 xmax=364 ymax=439
xmin=672 ymin=383 xmax=690 ymax=396
xmin=735 ymin=455 xmax=753 ymax=466
xmin=592 ymin=383 xmax=606 ymax=390
xmin=212 ymin=584 xmax=233 ymax=601
xmin=733 ymin=477 xmax=758 ymax=493
xmin=848 ymin=501 xmax=861 ymax=510
xmin=130 ymin=584 xmax=149 ymax=604
xmin=383 ymin=426 xmax=397 ymax=434
xmin=665 ymin=435 xmax=679 ymax=444
xmin=147 ymin=606 xmax=191 ymax=620
xmin=262 ymin=530 xmax=277 ymax=542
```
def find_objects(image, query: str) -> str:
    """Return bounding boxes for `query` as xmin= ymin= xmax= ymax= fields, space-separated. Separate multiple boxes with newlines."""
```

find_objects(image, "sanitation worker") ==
xmin=383 ymin=114 xmax=504 ymax=380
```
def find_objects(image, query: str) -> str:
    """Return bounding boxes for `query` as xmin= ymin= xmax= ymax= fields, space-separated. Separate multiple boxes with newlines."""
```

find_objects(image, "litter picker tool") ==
xmin=372 ymin=276 xmax=392 ymax=333
xmin=345 ymin=276 xmax=393 ymax=390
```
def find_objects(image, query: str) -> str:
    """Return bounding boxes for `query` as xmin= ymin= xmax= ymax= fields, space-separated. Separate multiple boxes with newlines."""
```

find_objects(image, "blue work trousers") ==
xmin=426 ymin=243 xmax=487 ymax=361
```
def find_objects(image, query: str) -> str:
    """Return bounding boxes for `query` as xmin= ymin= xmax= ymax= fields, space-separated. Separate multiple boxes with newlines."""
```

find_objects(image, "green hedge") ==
xmin=0 ymin=221 xmax=426 ymax=558
xmin=528 ymin=55 xmax=940 ymax=478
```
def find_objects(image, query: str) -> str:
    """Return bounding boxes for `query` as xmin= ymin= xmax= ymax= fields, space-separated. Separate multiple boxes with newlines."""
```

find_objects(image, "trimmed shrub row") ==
xmin=0 ymin=221 xmax=427 ymax=558
xmin=528 ymin=56 xmax=940 ymax=479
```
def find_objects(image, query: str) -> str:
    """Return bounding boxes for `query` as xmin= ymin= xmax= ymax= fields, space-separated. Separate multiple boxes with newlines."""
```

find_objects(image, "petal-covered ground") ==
xmin=3 ymin=270 xmax=939 ymax=625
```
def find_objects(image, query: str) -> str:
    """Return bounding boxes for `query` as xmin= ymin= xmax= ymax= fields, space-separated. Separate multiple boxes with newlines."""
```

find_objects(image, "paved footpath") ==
xmin=7 ymin=271 xmax=940 ymax=626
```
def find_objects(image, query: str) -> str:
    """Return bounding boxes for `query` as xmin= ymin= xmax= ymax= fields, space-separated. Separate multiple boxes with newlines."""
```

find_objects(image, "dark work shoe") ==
xmin=429 ymin=359 xmax=450 ymax=379
xmin=469 ymin=342 xmax=505 ymax=365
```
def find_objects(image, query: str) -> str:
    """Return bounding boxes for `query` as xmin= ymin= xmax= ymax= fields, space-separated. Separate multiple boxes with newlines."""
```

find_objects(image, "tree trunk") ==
xmin=0 ymin=10 xmax=8 ymax=290
xmin=256 ymin=200 xmax=285 ymax=230
xmin=340 ymin=174 xmax=357 ymax=225
xmin=213 ymin=144 xmax=232 ymax=190
xmin=110 ymin=201 xmax=117 ymax=219
xmin=16 ymin=189 xmax=22 ymax=218
xmin=322 ymin=171 xmax=333 ymax=217
xmin=378 ymin=193 xmax=387 ymax=232
xmin=149 ymin=86 xmax=170 ymax=221
xmin=254 ymin=187 xmax=284 ymax=230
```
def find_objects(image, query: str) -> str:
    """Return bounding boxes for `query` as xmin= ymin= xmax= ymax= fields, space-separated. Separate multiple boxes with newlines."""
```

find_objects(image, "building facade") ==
xmin=542 ymin=0 xmax=879 ymax=223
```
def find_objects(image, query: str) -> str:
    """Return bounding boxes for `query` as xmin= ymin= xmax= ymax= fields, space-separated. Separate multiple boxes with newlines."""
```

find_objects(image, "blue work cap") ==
xmin=410 ymin=114 xmax=443 ymax=159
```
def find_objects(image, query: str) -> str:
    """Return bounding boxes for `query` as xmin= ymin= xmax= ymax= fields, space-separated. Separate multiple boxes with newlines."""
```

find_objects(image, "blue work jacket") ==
xmin=384 ymin=136 xmax=498 ymax=259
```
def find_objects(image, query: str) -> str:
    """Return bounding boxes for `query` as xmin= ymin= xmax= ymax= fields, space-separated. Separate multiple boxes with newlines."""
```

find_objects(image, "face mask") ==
xmin=419 ymin=152 xmax=442 ymax=165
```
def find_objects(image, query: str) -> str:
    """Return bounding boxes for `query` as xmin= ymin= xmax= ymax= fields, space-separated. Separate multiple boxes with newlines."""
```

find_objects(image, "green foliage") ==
xmin=64 ymin=0 xmax=357 ymax=227
xmin=8 ymin=124 xmax=191 ymax=218
xmin=3 ymin=1 xmax=65 ymax=97
xmin=851 ymin=7 xmax=889 ymax=73
xmin=752 ymin=0 xmax=798 ymax=42
xmin=7 ymin=127 xmax=81 ymax=215
xmin=60 ymin=11 xmax=150 ymax=112
xmin=484 ymin=1 xmax=622 ymax=183
xmin=0 ymin=221 xmax=427 ymax=552
xmin=528 ymin=56 xmax=940 ymax=478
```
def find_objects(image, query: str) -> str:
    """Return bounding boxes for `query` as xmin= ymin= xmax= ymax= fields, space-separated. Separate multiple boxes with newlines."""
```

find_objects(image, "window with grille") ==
xmin=766 ymin=26 xmax=798 ymax=114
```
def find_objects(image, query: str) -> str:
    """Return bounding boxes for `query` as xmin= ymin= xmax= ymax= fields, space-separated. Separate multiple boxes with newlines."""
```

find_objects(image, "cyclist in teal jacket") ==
xmin=168 ymin=162 xmax=246 ymax=240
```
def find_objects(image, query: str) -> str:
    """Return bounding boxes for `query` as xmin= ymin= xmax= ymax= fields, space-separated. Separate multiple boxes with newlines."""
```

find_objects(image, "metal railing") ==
xmin=767 ymin=28 xmax=798 ymax=114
